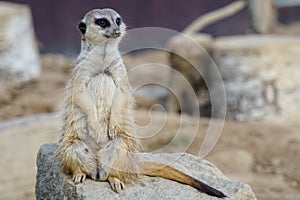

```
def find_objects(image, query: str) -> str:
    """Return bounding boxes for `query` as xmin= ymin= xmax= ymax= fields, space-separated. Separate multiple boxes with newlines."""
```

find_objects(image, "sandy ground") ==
xmin=0 ymin=53 xmax=300 ymax=199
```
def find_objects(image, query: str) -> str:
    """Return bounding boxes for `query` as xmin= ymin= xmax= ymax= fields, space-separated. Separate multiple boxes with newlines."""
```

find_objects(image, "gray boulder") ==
xmin=213 ymin=35 xmax=300 ymax=122
xmin=36 ymin=143 xmax=257 ymax=200
xmin=0 ymin=2 xmax=40 ymax=85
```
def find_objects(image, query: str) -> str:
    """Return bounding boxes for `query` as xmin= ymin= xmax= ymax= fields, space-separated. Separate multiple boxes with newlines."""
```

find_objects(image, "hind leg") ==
xmin=96 ymin=136 xmax=123 ymax=180
xmin=59 ymin=147 xmax=88 ymax=184
xmin=57 ymin=139 xmax=98 ymax=183
xmin=96 ymin=135 xmax=139 ymax=192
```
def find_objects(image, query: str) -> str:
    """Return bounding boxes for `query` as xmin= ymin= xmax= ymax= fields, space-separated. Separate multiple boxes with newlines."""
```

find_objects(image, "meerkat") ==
xmin=56 ymin=8 xmax=226 ymax=198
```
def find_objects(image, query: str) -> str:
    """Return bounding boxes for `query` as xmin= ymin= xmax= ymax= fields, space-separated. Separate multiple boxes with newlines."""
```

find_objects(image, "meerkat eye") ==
xmin=95 ymin=18 xmax=110 ymax=28
xmin=116 ymin=17 xmax=121 ymax=26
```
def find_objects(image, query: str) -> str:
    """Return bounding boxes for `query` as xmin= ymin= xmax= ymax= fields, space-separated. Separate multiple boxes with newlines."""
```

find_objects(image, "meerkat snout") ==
xmin=111 ymin=29 xmax=121 ymax=38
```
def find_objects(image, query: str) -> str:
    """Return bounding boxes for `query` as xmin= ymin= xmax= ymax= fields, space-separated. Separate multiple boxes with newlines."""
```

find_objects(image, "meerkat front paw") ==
xmin=72 ymin=173 xmax=86 ymax=184
xmin=108 ymin=126 xmax=117 ymax=139
xmin=108 ymin=122 xmax=120 ymax=139
xmin=108 ymin=176 xmax=125 ymax=193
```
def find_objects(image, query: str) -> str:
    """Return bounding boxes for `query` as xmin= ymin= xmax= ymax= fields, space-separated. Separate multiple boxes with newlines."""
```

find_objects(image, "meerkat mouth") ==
xmin=103 ymin=34 xmax=111 ymax=38
xmin=103 ymin=33 xmax=121 ymax=39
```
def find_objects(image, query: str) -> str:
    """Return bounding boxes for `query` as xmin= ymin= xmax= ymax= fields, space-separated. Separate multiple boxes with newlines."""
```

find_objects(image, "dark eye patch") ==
xmin=116 ymin=17 xmax=121 ymax=26
xmin=95 ymin=18 xmax=110 ymax=28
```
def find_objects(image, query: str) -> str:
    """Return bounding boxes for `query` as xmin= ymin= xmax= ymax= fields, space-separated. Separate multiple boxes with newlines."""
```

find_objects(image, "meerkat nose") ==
xmin=112 ymin=29 xmax=121 ymax=37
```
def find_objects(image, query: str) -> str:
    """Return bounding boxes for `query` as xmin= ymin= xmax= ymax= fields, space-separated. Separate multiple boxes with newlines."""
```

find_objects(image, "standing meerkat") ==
xmin=56 ymin=8 xmax=226 ymax=198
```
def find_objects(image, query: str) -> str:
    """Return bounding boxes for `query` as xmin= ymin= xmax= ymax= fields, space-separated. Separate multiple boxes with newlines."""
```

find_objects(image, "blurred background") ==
xmin=1 ymin=0 xmax=300 ymax=199
xmin=5 ymin=0 xmax=300 ymax=54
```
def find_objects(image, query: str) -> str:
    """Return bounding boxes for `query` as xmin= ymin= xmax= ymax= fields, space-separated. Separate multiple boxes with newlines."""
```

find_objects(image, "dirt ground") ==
xmin=0 ymin=53 xmax=300 ymax=200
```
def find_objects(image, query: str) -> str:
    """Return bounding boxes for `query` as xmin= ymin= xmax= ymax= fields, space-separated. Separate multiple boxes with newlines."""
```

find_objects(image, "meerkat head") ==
xmin=78 ymin=8 xmax=126 ymax=45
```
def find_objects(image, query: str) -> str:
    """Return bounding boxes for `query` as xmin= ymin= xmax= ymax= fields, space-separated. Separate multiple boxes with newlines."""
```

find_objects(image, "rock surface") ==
xmin=213 ymin=35 xmax=300 ymax=122
xmin=0 ymin=2 xmax=40 ymax=85
xmin=36 ymin=143 xmax=257 ymax=200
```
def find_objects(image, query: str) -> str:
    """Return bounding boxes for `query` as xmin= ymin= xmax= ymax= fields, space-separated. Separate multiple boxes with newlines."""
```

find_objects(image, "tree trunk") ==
xmin=248 ymin=0 xmax=278 ymax=33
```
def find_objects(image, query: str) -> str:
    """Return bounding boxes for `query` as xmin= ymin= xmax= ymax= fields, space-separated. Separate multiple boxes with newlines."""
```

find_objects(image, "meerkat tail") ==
xmin=140 ymin=162 xmax=226 ymax=198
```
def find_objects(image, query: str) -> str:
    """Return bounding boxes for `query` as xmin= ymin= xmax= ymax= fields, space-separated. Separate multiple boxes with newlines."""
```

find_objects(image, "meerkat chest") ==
xmin=88 ymin=72 xmax=117 ymax=110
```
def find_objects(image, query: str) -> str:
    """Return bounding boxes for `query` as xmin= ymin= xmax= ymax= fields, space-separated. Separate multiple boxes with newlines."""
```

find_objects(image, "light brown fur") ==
xmin=56 ymin=8 xmax=226 ymax=197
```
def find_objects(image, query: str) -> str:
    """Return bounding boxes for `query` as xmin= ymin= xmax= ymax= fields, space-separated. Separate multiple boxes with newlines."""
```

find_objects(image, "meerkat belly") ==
xmin=87 ymin=73 xmax=116 ymax=144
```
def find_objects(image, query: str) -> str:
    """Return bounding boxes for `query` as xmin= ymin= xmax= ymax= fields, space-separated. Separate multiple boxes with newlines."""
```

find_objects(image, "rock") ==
xmin=0 ymin=2 xmax=40 ymax=85
xmin=213 ymin=35 xmax=300 ymax=122
xmin=36 ymin=143 xmax=257 ymax=200
xmin=165 ymin=33 xmax=214 ymax=116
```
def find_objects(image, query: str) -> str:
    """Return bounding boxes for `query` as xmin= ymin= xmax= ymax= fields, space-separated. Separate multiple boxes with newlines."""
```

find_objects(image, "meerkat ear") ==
xmin=78 ymin=21 xmax=87 ymax=34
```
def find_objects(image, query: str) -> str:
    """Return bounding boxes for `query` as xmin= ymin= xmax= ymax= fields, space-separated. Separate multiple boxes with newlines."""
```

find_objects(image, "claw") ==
xmin=73 ymin=173 xmax=86 ymax=184
xmin=108 ymin=177 xmax=125 ymax=193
